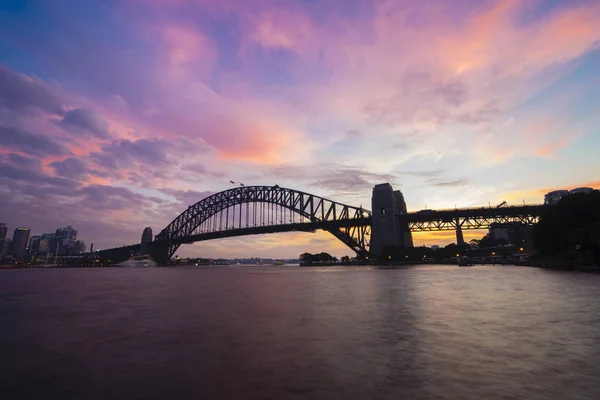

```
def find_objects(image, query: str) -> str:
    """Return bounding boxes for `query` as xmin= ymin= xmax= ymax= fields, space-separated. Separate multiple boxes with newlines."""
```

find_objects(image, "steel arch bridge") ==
xmin=151 ymin=185 xmax=371 ymax=263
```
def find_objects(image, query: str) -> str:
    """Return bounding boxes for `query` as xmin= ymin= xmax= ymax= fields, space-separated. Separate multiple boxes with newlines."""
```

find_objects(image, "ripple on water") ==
xmin=0 ymin=265 xmax=599 ymax=400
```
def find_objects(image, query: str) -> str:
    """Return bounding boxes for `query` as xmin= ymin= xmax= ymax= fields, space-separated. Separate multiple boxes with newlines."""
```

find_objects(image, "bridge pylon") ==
xmin=456 ymin=218 xmax=465 ymax=245
xmin=370 ymin=183 xmax=413 ymax=258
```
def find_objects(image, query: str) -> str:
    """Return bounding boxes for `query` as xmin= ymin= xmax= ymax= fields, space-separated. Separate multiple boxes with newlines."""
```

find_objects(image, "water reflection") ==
xmin=0 ymin=266 xmax=599 ymax=399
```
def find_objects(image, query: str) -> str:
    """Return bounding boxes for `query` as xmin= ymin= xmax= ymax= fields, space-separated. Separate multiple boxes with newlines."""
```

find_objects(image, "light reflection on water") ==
xmin=1 ymin=265 xmax=599 ymax=399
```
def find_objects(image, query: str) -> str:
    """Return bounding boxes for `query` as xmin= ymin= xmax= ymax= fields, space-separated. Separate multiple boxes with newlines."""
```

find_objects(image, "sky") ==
xmin=1 ymin=0 xmax=599 ymax=259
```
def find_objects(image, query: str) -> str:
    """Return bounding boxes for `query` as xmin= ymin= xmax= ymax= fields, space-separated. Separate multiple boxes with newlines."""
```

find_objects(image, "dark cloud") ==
xmin=0 ymin=64 xmax=64 ymax=115
xmin=58 ymin=108 xmax=109 ymax=138
xmin=93 ymin=138 xmax=169 ymax=169
xmin=0 ymin=155 xmax=77 ymax=189
xmin=5 ymin=153 xmax=42 ymax=169
xmin=160 ymin=188 xmax=214 ymax=207
xmin=310 ymin=167 xmax=397 ymax=194
xmin=426 ymin=178 xmax=470 ymax=187
xmin=50 ymin=157 xmax=87 ymax=179
xmin=0 ymin=125 xmax=71 ymax=158
xmin=399 ymin=169 xmax=443 ymax=178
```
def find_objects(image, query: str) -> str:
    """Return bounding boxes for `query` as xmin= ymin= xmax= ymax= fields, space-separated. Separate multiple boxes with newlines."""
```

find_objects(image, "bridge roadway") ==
xmin=94 ymin=204 xmax=543 ymax=263
xmin=407 ymin=204 xmax=542 ymax=231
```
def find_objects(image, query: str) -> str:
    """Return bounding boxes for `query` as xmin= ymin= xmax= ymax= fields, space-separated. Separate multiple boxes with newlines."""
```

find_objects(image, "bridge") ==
xmin=93 ymin=183 xmax=544 ymax=264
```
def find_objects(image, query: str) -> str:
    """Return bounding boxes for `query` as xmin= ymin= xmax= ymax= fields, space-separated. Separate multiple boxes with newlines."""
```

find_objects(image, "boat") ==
xmin=116 ymin=255 xmax=157 ymax=267
xmin=458 ymin=256 xmax=474 ymax=266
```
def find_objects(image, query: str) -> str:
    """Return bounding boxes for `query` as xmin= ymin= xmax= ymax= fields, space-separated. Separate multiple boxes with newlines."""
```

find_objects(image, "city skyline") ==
xmin=1 ymin=0 xmax=600 ymax=258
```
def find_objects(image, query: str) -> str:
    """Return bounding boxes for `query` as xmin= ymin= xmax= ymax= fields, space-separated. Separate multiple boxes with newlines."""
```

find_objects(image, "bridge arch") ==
xmin=153 ymin=185 xmax=372 ymax=262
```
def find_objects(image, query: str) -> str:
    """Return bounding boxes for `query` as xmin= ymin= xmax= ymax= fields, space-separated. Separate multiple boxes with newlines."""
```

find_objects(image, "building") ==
xmin=38 ymin=239 xmax=49 ymax=254
xmin=11 ymin=227 xmax=31 ymax=259
xmin=28 ymin=236 xmax=42 ymax=256
xmin=489 ymin=222 xmax=532 ymax=248
xmin=55 ymin=225 xmax=77 ymax=246
xmin=140 ymin=227 xmax=153 ymax=255
xmin=544 ymin=190 xmax=569 ymax=205
xmin=544 ymin=187 xmax=595 ymax=205
xmin=0 ymin=223 xmax=7 ymax=256
xmin=73 ymin=240 xmax=86 ymax=254
xmin=2 ymin=238 xmax=11 ymax=257
xmin=47 ymin=226 xmax=78 ymax=255
xmin=569 ymin=187 xmax=594 ymax=195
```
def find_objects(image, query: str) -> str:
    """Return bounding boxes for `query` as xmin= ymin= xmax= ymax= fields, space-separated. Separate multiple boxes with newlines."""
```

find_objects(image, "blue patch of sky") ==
xmin=0 ymin=0 xmax=156 ymax=105
xmin=515 ymin=0 xmax=594 ymax=27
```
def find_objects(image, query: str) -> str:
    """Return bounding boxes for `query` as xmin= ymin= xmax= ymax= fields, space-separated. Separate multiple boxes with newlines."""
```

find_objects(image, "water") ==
xmin=1 ymin=265 xmax=599 ymax=399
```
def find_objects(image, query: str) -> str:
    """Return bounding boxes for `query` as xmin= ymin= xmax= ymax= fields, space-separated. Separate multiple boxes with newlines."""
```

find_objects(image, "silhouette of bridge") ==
xmin=93 ymin=184 xmax=544 ymax=264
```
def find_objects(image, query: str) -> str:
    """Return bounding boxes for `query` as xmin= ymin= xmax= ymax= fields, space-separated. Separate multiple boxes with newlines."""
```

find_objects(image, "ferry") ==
xmin=116 ymin=255 xmax=156 ymax=267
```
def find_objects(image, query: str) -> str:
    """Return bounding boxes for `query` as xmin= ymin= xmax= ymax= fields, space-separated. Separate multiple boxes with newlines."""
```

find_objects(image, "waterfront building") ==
xmin=0 ymin=223 xmax=7 ymax=256
xmin=489 ymin=222 xmax=532 ymax=248
xmin=11 ymin=227 xmax=30 ymax=259
xmin=544 ymin=190 xmax=570 ymax=205
xmin=544 ymin=187 xmax=596 ymax=205
xmin=73 ymin=240 xmax=86 ymax=254
xmin=570 ymin=187 xmax=594 ymax=195
xmin=29 ymin=236 xmax=42 ymax=256
xmin=38 ymin=239 xmax=49 ymax=254
xmin=55 ymin=225 xmax=77 ymax=247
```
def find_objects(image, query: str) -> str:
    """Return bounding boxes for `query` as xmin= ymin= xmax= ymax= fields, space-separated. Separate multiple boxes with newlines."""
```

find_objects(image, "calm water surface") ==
xmin=1 ymin=265 xmax=599 ymax=399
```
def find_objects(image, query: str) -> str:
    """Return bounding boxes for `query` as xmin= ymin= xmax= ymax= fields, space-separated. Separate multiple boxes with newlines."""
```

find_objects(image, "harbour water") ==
xmin=1 ymin=265 xmax=599 ymax=399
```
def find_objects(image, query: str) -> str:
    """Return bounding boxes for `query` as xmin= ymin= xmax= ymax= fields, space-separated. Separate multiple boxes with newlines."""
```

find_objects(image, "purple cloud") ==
xmin=0 ymin=125 xmax=71 ymax=158
xmin=0 ymin=64 xmax=64 ymax=115
xmin=58 ymin=108 xmax=109 ymax=139
xmin=50 ymin=157 xmax=87 ymax=179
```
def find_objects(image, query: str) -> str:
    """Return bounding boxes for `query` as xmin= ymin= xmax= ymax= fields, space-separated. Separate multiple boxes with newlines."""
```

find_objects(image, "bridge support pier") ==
xmin=149 ymin=241 xmax=171 ymax=265
xmin=370 ymin=183 xmax=413 ymax=258
xmin=456 ymin=218 xmax=465 ymax=245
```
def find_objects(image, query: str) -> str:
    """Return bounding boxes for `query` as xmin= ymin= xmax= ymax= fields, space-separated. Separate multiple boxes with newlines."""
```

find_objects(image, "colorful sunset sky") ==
xmin=1 ymin=0 xmax=599 ymax=258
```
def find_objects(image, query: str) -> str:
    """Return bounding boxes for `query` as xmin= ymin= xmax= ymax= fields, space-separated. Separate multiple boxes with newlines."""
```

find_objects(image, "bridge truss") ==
xmin=154 ymin=186 xmax=372 ymax=262
xmin=406 ymin=205 xmax=543 ymax=231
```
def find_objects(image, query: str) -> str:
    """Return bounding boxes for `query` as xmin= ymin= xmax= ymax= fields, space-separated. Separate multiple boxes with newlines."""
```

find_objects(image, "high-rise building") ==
xmin=140 ymin=227 xmax=153 ymax=255
xmin=56 ymin=225 xmax=77 ymax=245
xmin=29 ymin=236 xmax=42 ymax=256
xmin=2 ymin=238 xmax=11 ymax=256
xmin=0 ymin=223 xmax=7 ymax=256
xmin=38 ymin=239 xmax=49 ymax=254
xmin=50 ymin=226 xmax=77 ymax=255
xmin=11 ymin=227 xmax=30 ymax=259
xmin=40 ymin=233 xmax=56 ymax=254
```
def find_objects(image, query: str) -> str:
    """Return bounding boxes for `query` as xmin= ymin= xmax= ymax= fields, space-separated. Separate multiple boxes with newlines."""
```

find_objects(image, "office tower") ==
xmin=11 ymin=227 xmax=31 ymax=259
xmin=0 ymin=223 xmax=7 ymax=256
xmin=29 ymin=236 xmax=42 ymax=256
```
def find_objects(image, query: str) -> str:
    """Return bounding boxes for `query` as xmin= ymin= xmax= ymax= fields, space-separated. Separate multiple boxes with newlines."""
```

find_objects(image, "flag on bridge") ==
xmin=230 ymin=180 xmax=235 ymax=184
xmin=240 ymin=183 xmax=245 ymax=186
